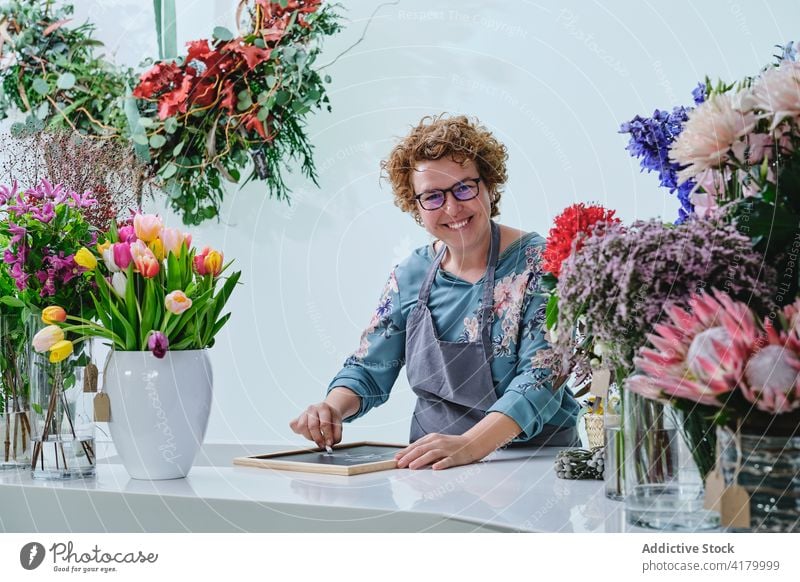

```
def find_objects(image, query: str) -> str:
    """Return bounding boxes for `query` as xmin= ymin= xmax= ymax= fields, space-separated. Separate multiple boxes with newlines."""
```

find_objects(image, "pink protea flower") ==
xmin=670 ymin=92 xmax=757 ymax=184
xmin=738 ymin=300 xmax=800 ymax=414
xmin=626 ymin=290 xmax=760 ymax=407
xmin=740 ymin=345 xmax=800 ymax=414
xmin=750 ymin=60 xmax=800 ymax=130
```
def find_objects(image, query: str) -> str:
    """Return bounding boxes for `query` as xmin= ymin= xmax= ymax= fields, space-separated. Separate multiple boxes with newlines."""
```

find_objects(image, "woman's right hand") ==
xmin=289 ymin=401 xmax=344 ymax=449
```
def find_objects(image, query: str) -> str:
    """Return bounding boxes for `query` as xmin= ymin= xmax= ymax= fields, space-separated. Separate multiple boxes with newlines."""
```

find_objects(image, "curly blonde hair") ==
xmin=380 ymin=114 xmax=508 ymax=223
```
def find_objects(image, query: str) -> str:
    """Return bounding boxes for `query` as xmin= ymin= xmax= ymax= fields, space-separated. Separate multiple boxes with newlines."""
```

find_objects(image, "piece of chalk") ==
xmin=325 ymin=445 xmax=333 ymax=455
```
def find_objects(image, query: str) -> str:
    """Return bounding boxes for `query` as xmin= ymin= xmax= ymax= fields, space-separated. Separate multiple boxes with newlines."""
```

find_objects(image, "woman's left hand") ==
xmin=394 ymin=433 xmax=479 ymax=470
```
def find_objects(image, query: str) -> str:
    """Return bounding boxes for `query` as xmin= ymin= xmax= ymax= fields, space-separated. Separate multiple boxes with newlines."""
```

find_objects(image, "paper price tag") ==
xmin=590 ymin=369 xmax=611 ymax=397
xmin=720 ymin=485 xmax=751 ymax=529
xmin=703 ymin=467 xmax=724 ymax=512
xmin=93 ymin=393 xmax=111 ymax=422
xmin=83 ymin=362 xmax=99 ymax=393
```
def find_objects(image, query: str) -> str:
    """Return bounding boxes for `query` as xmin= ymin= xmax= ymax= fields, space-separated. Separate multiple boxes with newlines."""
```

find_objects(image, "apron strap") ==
xmin=416 ymin=241 xmax=448 ymax=307
xmin=416 ymin=219 xmax=501 ymax=360
xmin=478 ymin=221 xmax=500 ymax=360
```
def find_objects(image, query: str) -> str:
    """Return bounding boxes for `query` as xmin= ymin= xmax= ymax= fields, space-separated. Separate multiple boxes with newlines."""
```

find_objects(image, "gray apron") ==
xmin=405 ymin=220 xmax=578 ymax=447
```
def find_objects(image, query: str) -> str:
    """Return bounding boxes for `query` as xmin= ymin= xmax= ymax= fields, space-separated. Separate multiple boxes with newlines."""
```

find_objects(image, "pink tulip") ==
xmin=112 ymin=243 xmax=132 ymax=270
xmin=165 ymin=290 xmax=192 ymax=315
xmin=160 ymin=227 xmax=184 ymax=257
xmin=194 ymin=246 xmax=223 ymax=277
xmin=133 ymin=214 xmax=163 ymax=243
xmin=130 ymin=241 xmax=160 ymax=278
xmin=117 ymin=225 xmax=136 ymax=243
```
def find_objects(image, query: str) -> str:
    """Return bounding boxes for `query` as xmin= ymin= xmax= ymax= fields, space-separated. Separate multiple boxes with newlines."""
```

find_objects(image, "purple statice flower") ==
xmin=554 ymin=219 xmax=776 ymax=373
xmin=148 ymin=331 xmax=169 ymax=359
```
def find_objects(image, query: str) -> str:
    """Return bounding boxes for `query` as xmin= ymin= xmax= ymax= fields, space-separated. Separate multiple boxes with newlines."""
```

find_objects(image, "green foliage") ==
xmin=0 ymin=0 xmax=134 ymax=138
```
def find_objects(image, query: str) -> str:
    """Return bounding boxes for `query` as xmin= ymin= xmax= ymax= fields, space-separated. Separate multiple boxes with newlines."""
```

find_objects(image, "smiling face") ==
xmin=411 ymin=157 xmax=493 ymax=255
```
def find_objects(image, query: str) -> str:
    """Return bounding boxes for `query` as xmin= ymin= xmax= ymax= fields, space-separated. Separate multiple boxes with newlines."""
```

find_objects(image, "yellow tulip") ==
xmin=96 ymin=240 xmax=112 ymax=255
xmin=203 ymin=250 xmax=223 ymax=277
xmin=74 ymin=247 xmax=98 ymax=270
xmin=49 ymin=340 xmax=73 ymax=363
xmin=41 ymin=306 xmax=67 ymax=324
xmin=149 ymin=238 xmax=165 ymax=262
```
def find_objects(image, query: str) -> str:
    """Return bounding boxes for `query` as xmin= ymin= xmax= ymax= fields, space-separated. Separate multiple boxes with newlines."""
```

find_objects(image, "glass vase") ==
xmin=718 ymin=427 xmax=800 ymax=532
xmin=603 ymin=386 xmax=624 ymax=500
xmin=1 ymin=313 xmax=32 ymax=469
xmin=27 ymin=316 xmax=95 ymax=480
xmin=623 ymin=391 xmax=719 ymax=530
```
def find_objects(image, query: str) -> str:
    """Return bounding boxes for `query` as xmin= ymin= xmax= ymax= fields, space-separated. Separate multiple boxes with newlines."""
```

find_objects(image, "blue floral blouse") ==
xmin=327 ymin=232 xmax=579 ymax=441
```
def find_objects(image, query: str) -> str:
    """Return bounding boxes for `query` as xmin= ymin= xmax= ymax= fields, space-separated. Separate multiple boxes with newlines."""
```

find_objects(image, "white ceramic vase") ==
xmin=104 ymin=350 xmax=213 ymax=480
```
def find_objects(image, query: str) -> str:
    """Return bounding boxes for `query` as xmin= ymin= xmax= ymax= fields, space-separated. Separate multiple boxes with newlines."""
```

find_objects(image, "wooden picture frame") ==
xmin=233 ymin=441 xmax=407 ymax=476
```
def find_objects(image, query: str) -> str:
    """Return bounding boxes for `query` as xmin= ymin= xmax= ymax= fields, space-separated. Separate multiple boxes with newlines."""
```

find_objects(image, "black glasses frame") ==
xmin=414 ymin=177 xmax=482 ymax=211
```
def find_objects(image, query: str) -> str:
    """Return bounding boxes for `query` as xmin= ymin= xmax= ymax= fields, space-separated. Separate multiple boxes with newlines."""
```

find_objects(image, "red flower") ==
xmin=219 ymin=81 xmax=237 ymax=114
xmin=542 ymin=203 xmax=620 ymax=277
xmin=242 ymin=111 xmax=269 ymax=140
xmin=157 ymin=75 xmax=194 ymax=119
xmin=223 ymin=40 xmax=272 ymax=70
xmin=133 ymin=62 xmax=185 ymax=100
xmin=255 ymin=0 xmax=322 ymax=42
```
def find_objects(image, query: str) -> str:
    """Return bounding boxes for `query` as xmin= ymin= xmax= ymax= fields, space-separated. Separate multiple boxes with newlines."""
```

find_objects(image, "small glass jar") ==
xmin=27 ymin=315 xmax=95 ymax=480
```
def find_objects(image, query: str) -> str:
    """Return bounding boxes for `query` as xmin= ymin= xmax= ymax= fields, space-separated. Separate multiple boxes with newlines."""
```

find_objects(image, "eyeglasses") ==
xmin=414 ymin=177 xmax=482 ymax=211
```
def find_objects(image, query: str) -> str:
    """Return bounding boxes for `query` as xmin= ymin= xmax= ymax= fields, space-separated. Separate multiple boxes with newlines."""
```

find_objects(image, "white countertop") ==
xmin=0 ymin=442 xmax=635 ymax=533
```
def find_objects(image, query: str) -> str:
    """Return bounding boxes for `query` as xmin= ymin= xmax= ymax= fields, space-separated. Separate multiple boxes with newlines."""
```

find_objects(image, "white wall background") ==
xmin=42 ymin=0 xmax=800 ymax=444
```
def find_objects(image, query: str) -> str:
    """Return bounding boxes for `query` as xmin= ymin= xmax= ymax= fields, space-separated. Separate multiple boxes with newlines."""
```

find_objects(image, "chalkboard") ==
xmin=233 ymin=441 xmax=406 ymax=475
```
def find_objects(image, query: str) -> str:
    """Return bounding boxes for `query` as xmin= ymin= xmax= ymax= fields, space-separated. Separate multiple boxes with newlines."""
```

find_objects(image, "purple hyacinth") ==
xmin=148 ymin=331 xmax=169 ymax=359
xmin=619 ymin=85 xmax=706 ymax=223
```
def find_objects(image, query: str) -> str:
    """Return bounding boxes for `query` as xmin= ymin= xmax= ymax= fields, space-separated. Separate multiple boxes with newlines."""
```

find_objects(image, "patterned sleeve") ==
xmin=327 ymin=268 xmax=407 ymax=421
xmin=486 ymin=246 xmax=579 ymax=439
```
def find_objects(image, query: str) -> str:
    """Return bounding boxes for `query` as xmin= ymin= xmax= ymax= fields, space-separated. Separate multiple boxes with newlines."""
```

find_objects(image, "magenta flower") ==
xmin=147 ymin=331 xmax=169 ymax=359
xmin=112 ymin=243 xmax=133 ymax=270
xmin=7 ymin=222 xmax=26 ymax=243
xmin=31 ymin=202 xmax=55 ymax=223
xmin=117 ymin=225 xmax=136 ymax=243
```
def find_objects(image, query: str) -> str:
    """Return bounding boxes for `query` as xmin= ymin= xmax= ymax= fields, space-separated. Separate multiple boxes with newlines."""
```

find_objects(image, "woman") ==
xmin=290 ymin=114 xmax=579 ymax=470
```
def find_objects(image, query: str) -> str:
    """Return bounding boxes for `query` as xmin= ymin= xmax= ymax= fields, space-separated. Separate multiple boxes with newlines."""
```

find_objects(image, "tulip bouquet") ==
xmin=31 ymin=212 xmax=241 ymax=362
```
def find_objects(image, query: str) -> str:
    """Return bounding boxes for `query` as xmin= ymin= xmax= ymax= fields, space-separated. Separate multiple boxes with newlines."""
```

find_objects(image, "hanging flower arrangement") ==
xmin=131 ymin=0 xmax=343 ymax=225
xmin=0 ymin=0 xmax=344 ymax=226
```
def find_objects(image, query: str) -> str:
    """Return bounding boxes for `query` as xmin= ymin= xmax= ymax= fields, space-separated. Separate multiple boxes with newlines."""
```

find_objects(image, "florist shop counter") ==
xmin=0 ymin=442 xmax=648 ymax=533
